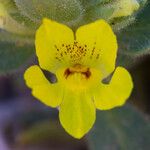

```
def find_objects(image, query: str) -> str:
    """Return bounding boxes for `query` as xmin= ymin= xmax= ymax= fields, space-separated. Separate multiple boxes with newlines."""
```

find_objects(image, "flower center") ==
xmin=64 ymin=64 xmax=91 ymax=79
xmin=56 ymin=65 xmax=101 ymax=91
xmin=55 ymin=64 xmax=95 ymax=91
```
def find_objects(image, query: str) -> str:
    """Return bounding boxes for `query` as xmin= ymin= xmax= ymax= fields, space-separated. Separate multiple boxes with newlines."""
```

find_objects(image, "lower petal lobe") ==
xmin=93 ymin=67 xmax=133 ymax=110
xmin=24 ymin=65 xmax=63 ymax=107
xmin=59 ymin=90 xmax=96 ymax=139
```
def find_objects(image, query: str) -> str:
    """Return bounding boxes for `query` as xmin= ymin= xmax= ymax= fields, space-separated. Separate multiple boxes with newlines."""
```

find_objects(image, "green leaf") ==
xmin=137 ymin=0 xmax=147 ymax=7
xmin=7 ymin=1 xmax=38 ymax=30
xmin=116 ymin=52 xmax=137 ymax=68
xmin=0 ymin=41 xmax=34 ymax=74
xmin=16 ymin=121 xmax=76 ymax=145
xmin=112 ymin=16 xmax=136 ymax=32
xmin=83 ymin=2 xmax=114 ymax=23
xmin=0 ymin=1 xmax=34 ymax=35
xmin=117 ymin=2 xmax=150 ymax=55
xmin=0 ymin=30 xmax=34 ymax=43
xmin=79 ymin=0 xmax=112 ymax=8
xmin=14 ymin=0 xmax=83 ymax=26
xmin=88 ymin=105 xmax=150 ymax=150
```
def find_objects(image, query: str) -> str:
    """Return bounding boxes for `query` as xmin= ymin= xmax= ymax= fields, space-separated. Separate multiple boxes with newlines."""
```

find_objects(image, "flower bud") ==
xmin=112 ymin=0 xmax=140 ymax=18
xmin=0 ymin=1 xmax=34 ymax=35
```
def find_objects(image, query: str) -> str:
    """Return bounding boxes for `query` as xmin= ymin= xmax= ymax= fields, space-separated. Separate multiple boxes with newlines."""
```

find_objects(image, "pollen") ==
xmin=54 ymin=41 xmax=88 ymax=63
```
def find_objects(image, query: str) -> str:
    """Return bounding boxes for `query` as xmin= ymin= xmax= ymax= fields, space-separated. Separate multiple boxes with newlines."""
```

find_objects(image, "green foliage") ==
xmin=116 ymin=52 xmax=137 ymax=68
xmin=88 ymin=105 xmax=150 ymax=150
xmin=14 ymin=0 xmax=83 ymax=27
xmin=0 ymin=1 xmax=34 ymax=35
xmin=112 ymin=16 xmax=136 ymax=32
xmin=0 ymin=0 xmax=35 ymax=74
xmin=16 ymin=121 xmax=74 ymax=145
xmin=8 ymin=2 xmax=38 ymax=30
xmin=137 ymin=0 xmax=147 ymax=7
xmin=0 ymin=41 xmax=34 ymax=74
xmin=117 ymin=1 xmax=150 ymax=55
xmin=79 ymin=0 xmax=112 ymax=7
xmin=0 ymin=30 xmax=34 ymax=43
xmin=83 ymin=2 xmax=114 ymax=23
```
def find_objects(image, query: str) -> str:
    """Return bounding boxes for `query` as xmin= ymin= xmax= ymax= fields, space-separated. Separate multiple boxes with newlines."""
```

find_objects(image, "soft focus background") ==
xmin=1 ymin=55 xmax=150 ymax=150
xmin=0 ymin=0 xmax=150 ymax=150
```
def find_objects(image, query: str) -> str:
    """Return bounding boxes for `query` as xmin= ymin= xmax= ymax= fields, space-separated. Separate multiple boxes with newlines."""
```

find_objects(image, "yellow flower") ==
xmin=24 ymin=18 xmax=133 ymax=139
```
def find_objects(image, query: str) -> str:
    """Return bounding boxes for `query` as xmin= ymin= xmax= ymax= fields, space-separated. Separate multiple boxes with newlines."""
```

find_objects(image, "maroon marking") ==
xmin=64 ymin=68 xmax=91 ymax=79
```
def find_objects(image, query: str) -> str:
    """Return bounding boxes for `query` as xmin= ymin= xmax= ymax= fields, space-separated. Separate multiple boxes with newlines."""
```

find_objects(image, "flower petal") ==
xmin=76 ymin=20 xmax=118 ymax=78
xmin=59 ymin=91 xmax=96 ymax=139
xmin=93 ymin=67 xmax=133 ymax=110
xmin=35 ymin=18 xmax=74 ymax=73
xmin=24 ymin=65 xmax=63 ymax=107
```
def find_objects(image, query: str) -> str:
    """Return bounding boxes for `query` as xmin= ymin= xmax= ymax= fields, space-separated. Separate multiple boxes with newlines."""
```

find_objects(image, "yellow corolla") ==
xmin=24 ymin=18 xmax=133 ymax=139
